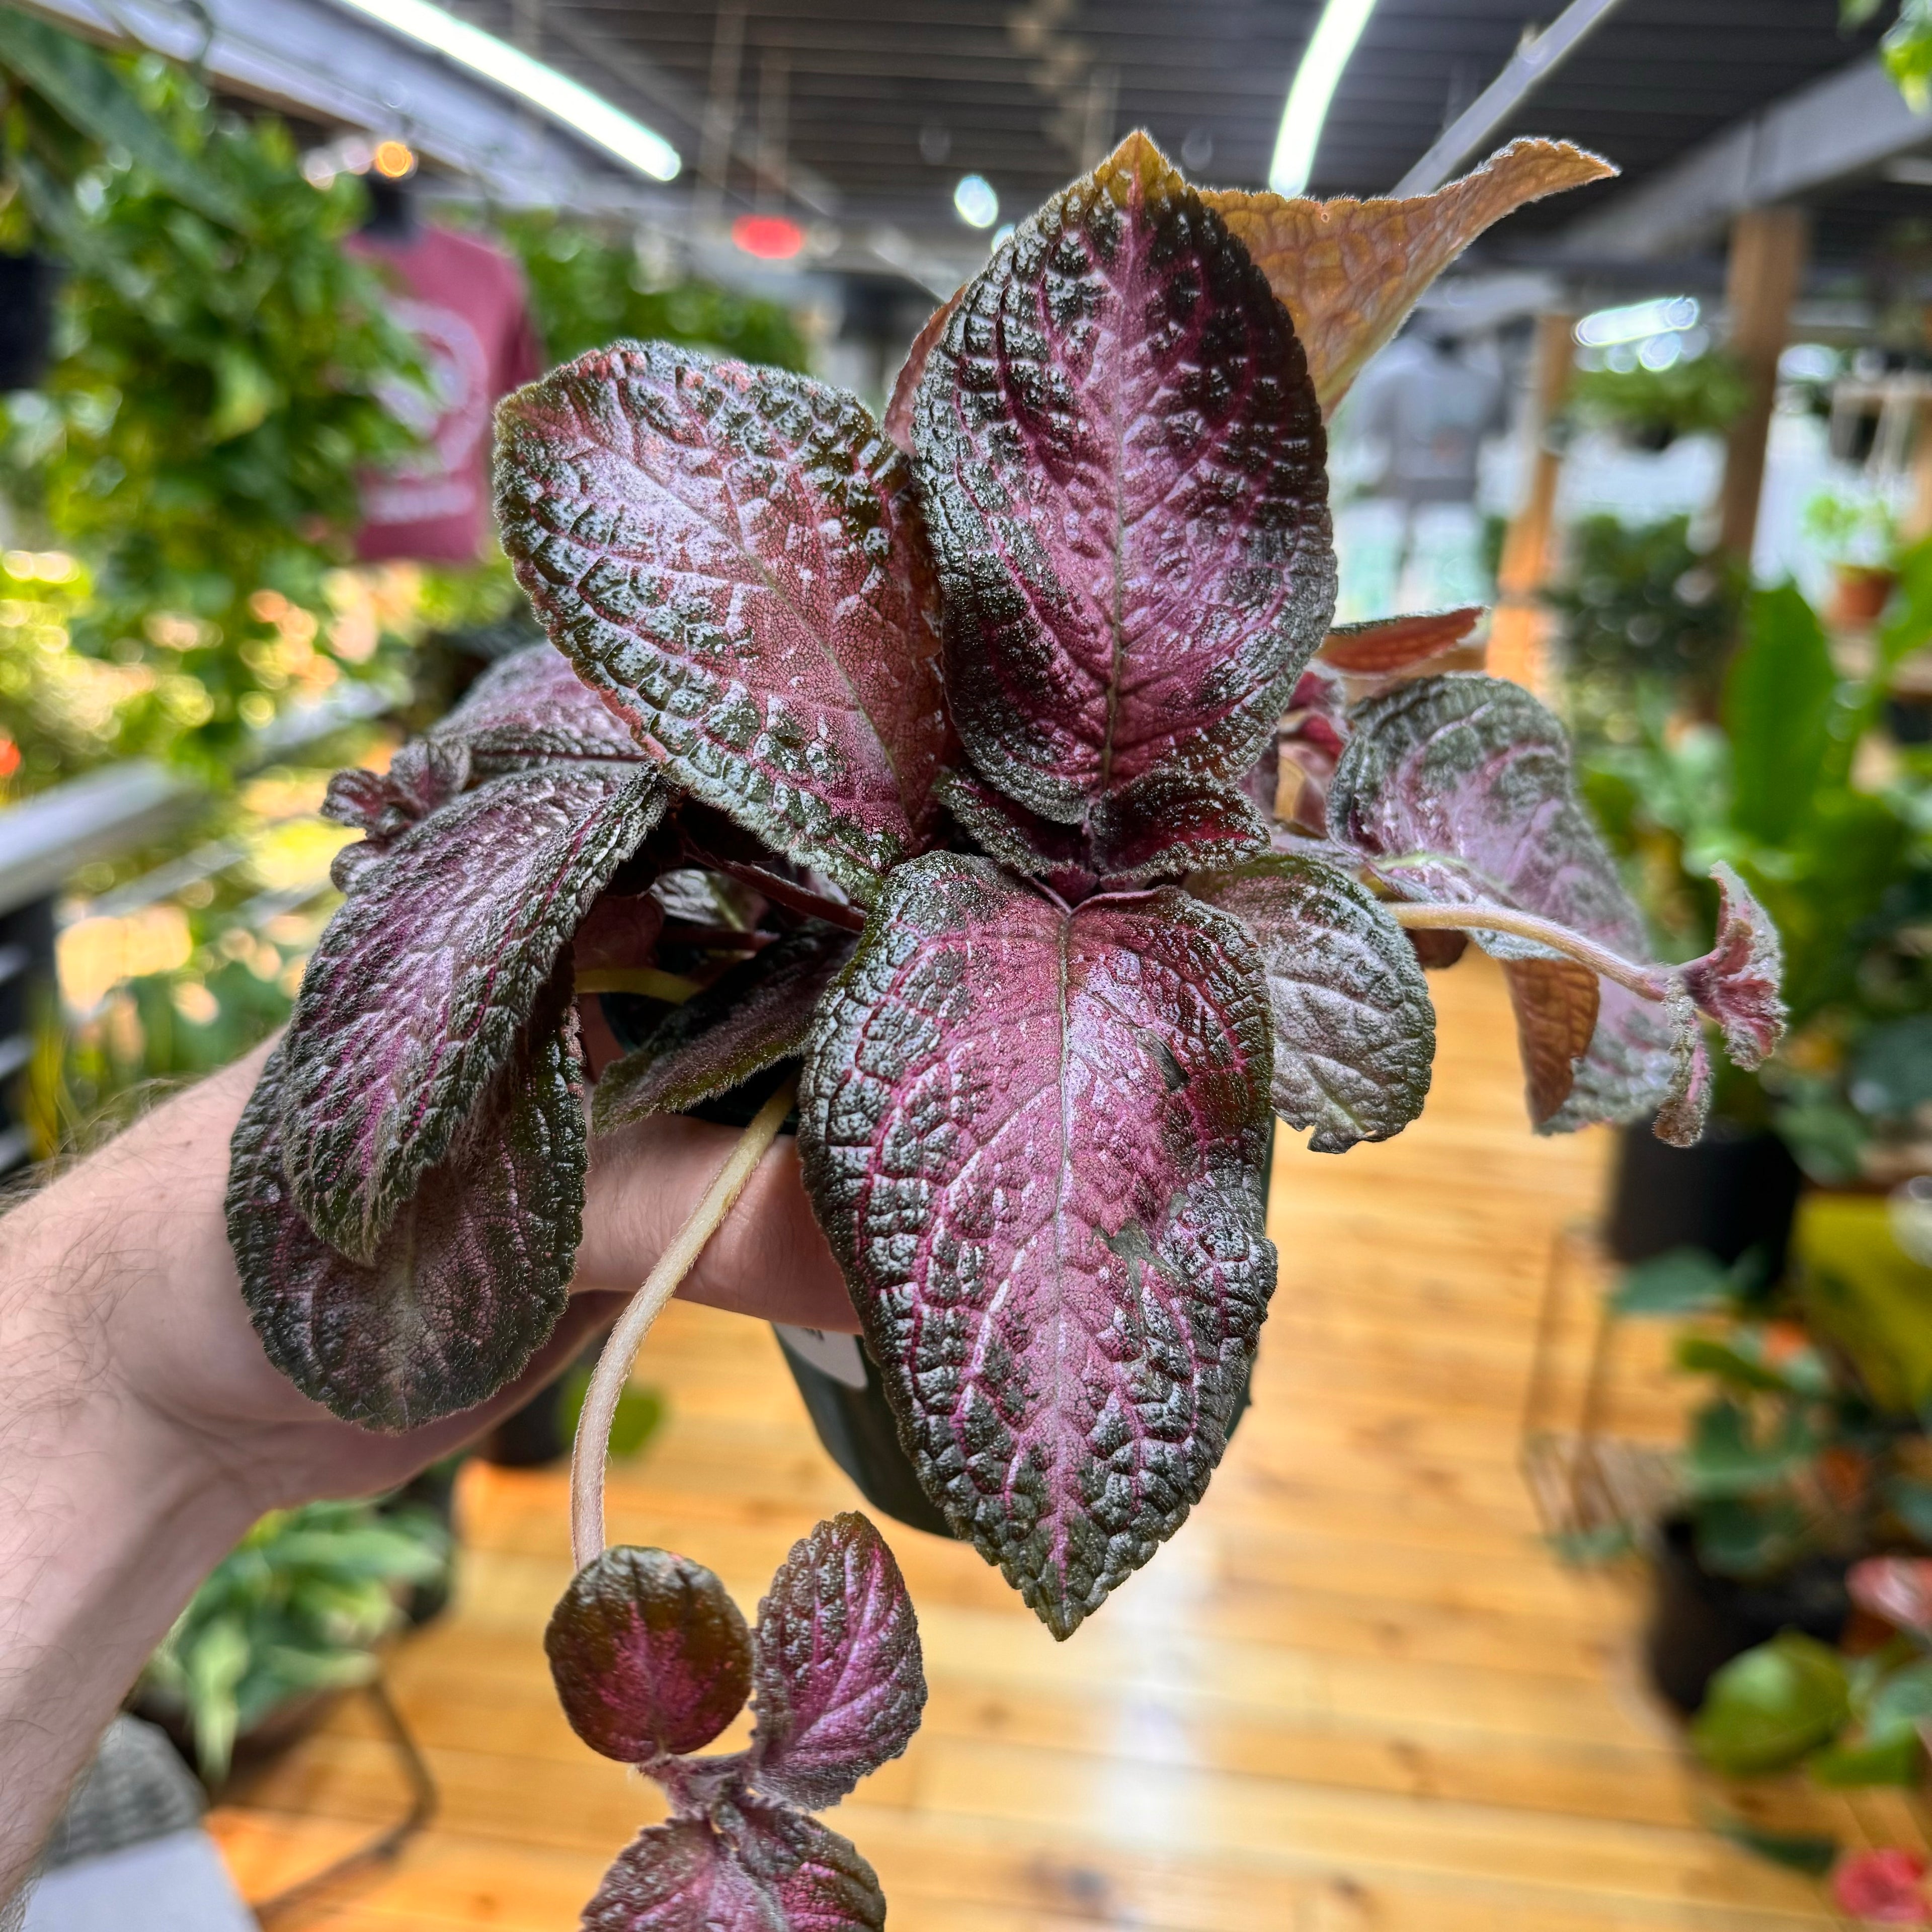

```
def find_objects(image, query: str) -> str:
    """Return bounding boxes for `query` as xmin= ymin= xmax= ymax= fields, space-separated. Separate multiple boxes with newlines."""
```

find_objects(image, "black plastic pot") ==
xmin=0 ymin=252 xmax=56 ymax=391
xmin=1644 ymin=1516 xmax=1850 ymax=1713
xmin=1605 ymin=1117 xmax=1803 ymax=1278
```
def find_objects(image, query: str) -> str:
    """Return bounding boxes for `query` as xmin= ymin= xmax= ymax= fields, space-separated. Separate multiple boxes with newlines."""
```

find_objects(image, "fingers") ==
xmin=576 ymin=1114 xmax=858 ymax=1333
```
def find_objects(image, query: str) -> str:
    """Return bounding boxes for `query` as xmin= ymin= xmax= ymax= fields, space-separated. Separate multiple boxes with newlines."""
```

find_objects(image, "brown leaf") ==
xmin=1504 ymin=957 xmax=1600 ymax=1125
xmin=1203 ymin=140 xmax=1616 ymax=413
xmin=1319 ymin=607 xmax=1485 ymax=677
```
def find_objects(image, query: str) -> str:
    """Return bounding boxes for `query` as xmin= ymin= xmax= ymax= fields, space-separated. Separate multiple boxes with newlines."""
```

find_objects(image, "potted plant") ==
xmin=137 ymin=1499 xmax=448 ymax=1787
xmin=1804 ymin=488 xmax=1902 ymax=629
xmin=1566 ymin=345 xmax=1750 ymax=452
xmin=1581 ymin=563 xmax=1932 ymax=1270
xmin=219 ymin=134 xmax=1792 ymax=1925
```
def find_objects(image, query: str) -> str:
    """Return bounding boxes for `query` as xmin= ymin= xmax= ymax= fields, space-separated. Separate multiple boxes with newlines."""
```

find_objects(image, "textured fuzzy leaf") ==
xmin=428 ymin=641 xmax=647 ymax=771
xmin=1502 ymin=958 xmax=1600 ymax=1126
xmin=799 ymin=854 xmax=1275 ymax=1637
xmin=497 ymin=344 xmax=949 ymax=899
xmin=750 ymin=1513 xmax=926 ymax=1810
xmin=594 ymin=925 xmax=856 ymax=1132
xmin=226 ymin=1012 xmax=584 ymax=1430
xmin=1192 ymin=855 xmax=1434 ymax=1151
xmin=1682 ymin=863 xmax=1786 ymax=1070
xmin=323 ymin=740 xmax=472 ymax=891
xmin=546 ymin=1546 xmax=752 ymax=1763
xmin=1318 ymin=607 xmax=1484 ymax=677
xmin=912 ymin=131 xmax=1334 ymax=825
xmin=1327 ymin=675 xmax=1676 ymax=1132
xmin=933 ymin=767 xmax=1100 ymax=902
xmin=882 ymin=290 xmax=963 ymax=455
xmin=1203 ymin=141 xmax=1616 ymax=413
xmin=584 ymin=1806 xmax=883 ymax=1932
xmin=1087 ymin=772 xmax=1271 ymax=886
xmin=281 ymin=764 xmax=662 ymax=1261
xmin=1656 ymin=985 xmax=1714 ymax=1148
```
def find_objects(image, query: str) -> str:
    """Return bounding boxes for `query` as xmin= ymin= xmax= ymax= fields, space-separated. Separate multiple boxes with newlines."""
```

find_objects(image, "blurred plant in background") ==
xmin=140 ymin=1498 xmax=448 ymax=1784
xmin=1846 ymin=0 xmax=1932 ymax=106
xmin=1566 ymin=348 xmax=1751 ymax=450
xmin=1582 ymin=563 xmax=1932 ymax=1181
xmin=1546 ymin=514 xmax=1745 ymax=745
xmin=0 ymin=15 xmax=429 ymax=779
xmin=496 ymin=210 xmax=811 ymax=374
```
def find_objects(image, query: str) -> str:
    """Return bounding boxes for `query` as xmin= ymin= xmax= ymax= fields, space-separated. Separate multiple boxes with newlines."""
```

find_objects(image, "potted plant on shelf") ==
xmin=1804 ymin=489 xmax=1903 ymax=631
xmin=1566 ymin=345 xmax=1751 ymax=453
xmin=137 ymin=1499 xmax=449 ymax=1787
xmin=220 ymin=134 xmax=1792 ymax=1927
xmin=1581 ymin=564 xmax=1932 ymax=1272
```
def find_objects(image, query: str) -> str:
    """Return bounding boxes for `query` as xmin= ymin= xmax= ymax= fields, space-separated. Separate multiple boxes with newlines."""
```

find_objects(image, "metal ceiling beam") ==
xmin=1391 ymin=0 xmax=1628 ymax=196
xmin=11 ymin=0 xmax=672 ymax=211
xmin=1556 ymin=54 xmax=1932 ymax=261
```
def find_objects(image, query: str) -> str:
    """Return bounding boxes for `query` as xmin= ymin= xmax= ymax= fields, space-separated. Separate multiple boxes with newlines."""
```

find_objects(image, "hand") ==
xmin=0 ymin=1037 xmax=852 ymax=1896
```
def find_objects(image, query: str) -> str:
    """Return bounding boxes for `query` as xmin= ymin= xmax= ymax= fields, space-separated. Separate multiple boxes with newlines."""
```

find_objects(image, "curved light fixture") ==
xmin=1268 ymin=0 xmax=1382 ymax=197
xmin=329 ymin=0 xmax=682 ymax=182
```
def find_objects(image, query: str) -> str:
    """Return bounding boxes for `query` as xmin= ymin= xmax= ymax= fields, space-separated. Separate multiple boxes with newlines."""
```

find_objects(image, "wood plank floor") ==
xmin=209 ymin=955 xmax=1881 ymax=1930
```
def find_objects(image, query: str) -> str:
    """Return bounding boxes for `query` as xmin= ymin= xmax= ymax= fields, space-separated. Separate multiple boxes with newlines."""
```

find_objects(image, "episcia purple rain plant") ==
xmin=224 ymin=133 xmax=1789 ymax=1927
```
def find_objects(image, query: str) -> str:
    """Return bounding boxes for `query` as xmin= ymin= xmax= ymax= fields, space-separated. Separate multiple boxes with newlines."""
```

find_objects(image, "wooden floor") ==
xmin=210 ymin=956 xmax=1887 ymax=1930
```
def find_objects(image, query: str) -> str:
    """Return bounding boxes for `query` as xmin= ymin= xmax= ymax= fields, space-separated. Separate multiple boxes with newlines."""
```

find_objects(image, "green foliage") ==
xmin=1693 ymin=1633 xmax=1850 ymax=1776
xmin=1545 ymin=515 xmax=1743 ymax=739
xmin=142 ymin=1500 xmax=447 ymax=1782
xmin=1725 ymin=584 xmax=1836 ymax=847
xmin=1846 ymin=0 xmax=1932 ymax=106
xmin=1567 ymin=349 xmax=1751 ymax=442
xmin=0 ymin=27 xmax=427 ymax=776
xmin=495 ymin=211 xmax=810 ymax=373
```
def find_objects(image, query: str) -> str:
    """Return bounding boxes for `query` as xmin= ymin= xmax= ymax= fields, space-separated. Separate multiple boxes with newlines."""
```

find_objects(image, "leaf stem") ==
xmin=568 ymin=1077 xmax=799 ymax=1571
xmin=576 ymin=966 xmax=703 ymax=1003
xmin=1388 ymin=901 xmax=1667 ymax=1004
xmin=697 ymin=857 xmax=868 ymax=934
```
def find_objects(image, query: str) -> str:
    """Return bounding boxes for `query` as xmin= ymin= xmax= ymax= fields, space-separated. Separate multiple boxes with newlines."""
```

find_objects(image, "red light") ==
xmin=732 ymin=214 xmax=805 ymax=261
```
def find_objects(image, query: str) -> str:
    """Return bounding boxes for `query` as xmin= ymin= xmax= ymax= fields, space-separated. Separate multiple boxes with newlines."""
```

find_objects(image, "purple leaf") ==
xmin=1680 ymin=862 xmax=1786 ymax=1070
xmin=594 ymin=924 xmax=856 ymax=1133
xmin=1192 ymin=854 xmax=1434 ymax=1151
xmin=749 ymin=1512 xmax=926 ymax=1811
xmin=226 ymin=1002 xmax=584 ymax=1429
xmin=427 ymin=640 xmax=648 ymax=771
xmin=881 ymin=290 xmax=962 ymax=455
xmin=1655 ymin=985 xmax=1714 ymax=1147
xmin=933 ymin=768 xmax=1100 ymax=902
xmin=281 ymin=764 xmax=662 ymax=1262
xmin=496 ymin=344 xmax=950 ymax=900
xmin=1086 ymin=771 xmax=1270 ymax=885
xmin=546 ymin=1546 xmax=753 ymax=1763
xmin=798 ymin=854 xmax=1275 ymax=1637
xmin=323 ymin=740 xmax=472 ymax=891
xmin=1316 ymin=607 xmax=1484 ymax=677
xmin=584 ymin=1805 xmax=883 ymax=1932
xmin=1327 ymin=675 xmax=1677 ymax=1132
xmin=911 ymin=131 xmax=1334 ymax=826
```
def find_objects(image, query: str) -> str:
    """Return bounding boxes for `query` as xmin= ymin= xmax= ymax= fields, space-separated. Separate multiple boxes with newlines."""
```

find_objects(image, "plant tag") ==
xmin=776 ymin=1325 xmax=869 ymax=1392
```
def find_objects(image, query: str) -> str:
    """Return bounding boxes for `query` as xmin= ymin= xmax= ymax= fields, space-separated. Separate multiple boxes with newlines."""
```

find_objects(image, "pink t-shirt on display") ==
xmin=350 ymin=225 xmax=542 ymax=565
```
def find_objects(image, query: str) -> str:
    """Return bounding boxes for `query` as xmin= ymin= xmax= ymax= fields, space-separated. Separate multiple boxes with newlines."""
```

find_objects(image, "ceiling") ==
xmin=441 ymin=0 xmax=1897 ymax=259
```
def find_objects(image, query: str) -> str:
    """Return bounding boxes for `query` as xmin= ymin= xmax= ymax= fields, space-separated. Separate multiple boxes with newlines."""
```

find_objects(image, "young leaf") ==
xmin=497 ymin=344 xmax=949 ymax=899
xmin=1317 ymin=607 xmax=1484 ymax=677
xmin=912 ymin=130 xmax=1334 ymax=826
xmin=545 ymin=1546 xmax=753 ymax=1763
xmin=750 ymin=1513 xmax=927 ymax=1811
xmin=1086 ymin=771 xmax=1271 ymax=886
xmin=227 ymin=1015 xmax=584 ymax=1430
xmin=584 ymin=1806 xmax=883 ymax=1932
xmin=1202 ymin=141 xmax=1616 ymax=413
xmin=1327 ymin=675 xmax=1677 ymax=1132
xmin=933 ymin=768 xmax=1100 ymax=902
xmin=881 ymin=290 xmax=962 ymax=454
xmin=1502 ymin=957 xmax=1600 ymax=1126
xmin=281 ymin=764 xmax=663 ymax=1262
xmin=322 ymin=739 xmax=472 ymax=891
xmin=1191 ymin=854 xmax=1434 ymax=1151
xmin=799 ymin=854 xmax=1275 ymax=1638
xmin=594 ymin=924 xmax=856 ymax=1132
xmin=1682 ymin=862 xmax=1786 ymax=1070
xmin=427 ymin=640 xmax=649 ymax=771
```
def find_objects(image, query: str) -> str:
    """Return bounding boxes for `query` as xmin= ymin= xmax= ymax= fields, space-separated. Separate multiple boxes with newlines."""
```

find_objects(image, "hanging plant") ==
xmin=224 ymin=135 xmax=1791 ymax=1927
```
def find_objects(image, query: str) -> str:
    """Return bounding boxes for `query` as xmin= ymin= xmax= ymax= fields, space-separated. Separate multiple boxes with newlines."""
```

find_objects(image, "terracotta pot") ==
xmin=1829 ymin=564 xmax=1898 ymax=630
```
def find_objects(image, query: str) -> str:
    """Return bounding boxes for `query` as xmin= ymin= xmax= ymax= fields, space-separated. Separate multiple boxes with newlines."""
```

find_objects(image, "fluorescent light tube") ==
xmin=329 ymin=0 xmax=681 ymax=182
xmin=1269 ymin=0 xmax=1381 ymax=197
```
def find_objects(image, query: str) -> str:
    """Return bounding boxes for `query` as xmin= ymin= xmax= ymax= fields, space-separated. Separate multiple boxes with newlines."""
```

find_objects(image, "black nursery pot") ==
xmin=1605 ymin=1117 xmax=1803 ymax=1279
xmin=600 ymin=991 xmax=1263 ymax=1542
xmin=0 ymin=253 xmax=56 ymax=391
xmin=1644 ymin=1516 xmax=1849 ymax=1714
